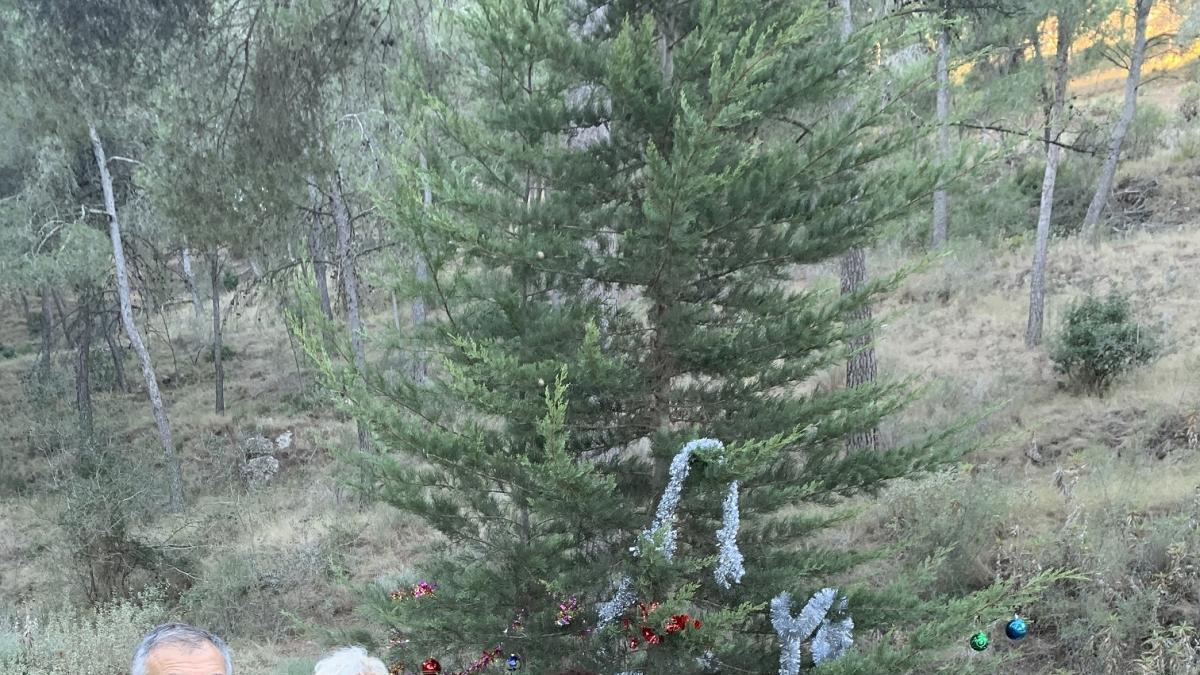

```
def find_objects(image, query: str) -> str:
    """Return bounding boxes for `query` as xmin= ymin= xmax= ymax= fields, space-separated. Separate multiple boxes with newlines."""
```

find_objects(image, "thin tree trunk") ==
xmin=104 ymin=312 xmax=128 ymax=393
xmin=411 ymin=152 xmax=432 ymax=382
xmin=329 ymin=170 xmax=370 ymax=452
xmin=307 ymin=180 xmax=335 ymax=322
xmin=75 ymin=288 xmax=94 ymax=439
xmin=1026 ymin=16 xmax=1073 ymax=348
xmin=1083 ymin=0 xmax=1153 ymax=243
xmin=210 ymin=253 xmax=225 ymax=414
xmin=836 ymin=0 xmax=878 ymax=451
xmin=181 ymin=246 xmax=203 ymax=320
xmin=931 ymin=22 xmax=951 ymax=249
xmin=39 ymin=288 xmax=53 ymax=370
xmin=52 ymin=290 xmax=74 ymax=349
xmin=89 ymin=123 xmax=185 ymax=512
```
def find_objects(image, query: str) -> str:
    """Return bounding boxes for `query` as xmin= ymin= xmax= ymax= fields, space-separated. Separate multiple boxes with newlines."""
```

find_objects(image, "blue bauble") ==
xmin=506 ymin=654 xmax=522 ymax=671
xmin=1006 ymin=618 xmax=1028 ymax=640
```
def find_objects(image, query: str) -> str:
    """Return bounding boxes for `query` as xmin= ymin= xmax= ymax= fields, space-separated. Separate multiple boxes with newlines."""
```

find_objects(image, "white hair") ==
xmin=313 ymin=646 xmax=388 ymax=675
xmin=131 ymin=623 xmax=233 ymax=675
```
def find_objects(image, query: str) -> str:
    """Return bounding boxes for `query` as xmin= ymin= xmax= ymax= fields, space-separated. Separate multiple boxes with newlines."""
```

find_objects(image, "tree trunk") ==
xmin=181 ymin=246 xmax=203 ymax=320
xmin=411 ymin=152 xmax=432 ymax=382
xmin=89 ymin=123 xmax=185 ymax=512
xmin=307 ymin=180 xmax=335 ymax=322
xmin=931 ymin=22 xmax=951 ymax=249
xmin=53 ymin=290 xmax=74 ymax=349
xmin=1083 ymin=0 xmax=1153 ymax=243
xmin=329 ymin=170 xmax=371 ymax=452
xmin=836 ymin=0 xmax=878 ymax=451
xmin=838 ymin=0 xmax=852 ymax=42
xmin=39 ymin=288 xmax=53 ymax=370
xmin=1026 ymin=16 xmax=1072 ymax=348
xmin=75 ymin=288 xmax=94 ymax=439
xmin=104 ymin=312 xmax=128 ymax=393
xmin=841 ymin=249 xmax=880 ymax=451
xmin=210 ymin=253 xmax=225 ymax=414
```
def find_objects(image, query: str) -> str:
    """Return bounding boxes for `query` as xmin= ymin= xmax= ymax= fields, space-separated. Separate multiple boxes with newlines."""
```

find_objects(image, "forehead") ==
xmin=144 ymin=641 xmax=227 ymax=675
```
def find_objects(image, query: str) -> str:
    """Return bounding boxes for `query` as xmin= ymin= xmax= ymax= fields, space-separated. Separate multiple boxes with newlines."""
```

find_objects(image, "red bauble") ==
xmin=628 ymin=637 xmax=640 ymax=651
xmin=421 ymin=657 xmax=442 ymax=674
xmin=693 ymin=619 xmax=702 ymax=629
xmin=666 ymin=614 xmax=690 ymax=634
xmin=641 ymin=626 xmax=662 ymax=645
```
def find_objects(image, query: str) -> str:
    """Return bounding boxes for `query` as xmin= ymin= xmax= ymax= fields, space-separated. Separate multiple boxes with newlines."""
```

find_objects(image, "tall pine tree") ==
xmin=300 ymin=0 xmax=1059 ymax=671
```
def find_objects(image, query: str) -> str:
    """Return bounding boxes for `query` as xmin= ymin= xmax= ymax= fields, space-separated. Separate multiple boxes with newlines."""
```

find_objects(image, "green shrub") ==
xmin=1179 ymin=82 xmax=1200 ymax=122
xmin=201 ymin=344 xmax=236 ymax=363
xmin=872 ymin=470 xmax=1012 ymax=595
xmin=0 ymin=588 xmax=169 ymax=675
xmin=222 ymin=270 xmax=240 ymax=292
xmin=1126 ymin=102 xmax=1169 ymax=162
xmin=1050 ymin=293 xmax=1158 ymax=392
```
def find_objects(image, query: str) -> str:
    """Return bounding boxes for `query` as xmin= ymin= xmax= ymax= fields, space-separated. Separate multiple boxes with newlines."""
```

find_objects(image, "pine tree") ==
xmin=302 ymin=0 xmax=1060 ymax=671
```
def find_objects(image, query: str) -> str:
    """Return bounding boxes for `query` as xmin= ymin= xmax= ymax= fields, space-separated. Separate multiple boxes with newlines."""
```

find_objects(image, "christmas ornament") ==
xmin=969 ymin=631 xmax=989 ymax=652
xmin=1006 ymin=617 xmax=1027 ymax=640
xmin=715 ymin=480 xmax=746 ymax=589
xmin=421 ymin=658 xmax=442 ymax=675
xmin=665 ymin=614 xmax=690 ymax=634
xmin=641 ymin=626 xmax=662 ymax=645
xmin=506 ymin=654 xmax=522 ymax=671
xmin=627 ymin=637 xmax=639 ymax=650
xmin=556 ymin=596 xmax=579 ymax=627
xmin=771 ymin=588 xmax=854 ymax=675
xmin=412 ymin=580 xmax=437 ymax=598
xmin=596 ymin=577 xmax=636 ymax=629
xmin=457 ymin=647 xmax=503 ymax=674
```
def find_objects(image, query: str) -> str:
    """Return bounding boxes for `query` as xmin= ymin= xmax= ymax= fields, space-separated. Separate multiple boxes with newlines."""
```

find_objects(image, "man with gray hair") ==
xmin=313 ymin=646 xmax=387 ymax=675
xmin=131 ymin=623 xmax=233 ymax=675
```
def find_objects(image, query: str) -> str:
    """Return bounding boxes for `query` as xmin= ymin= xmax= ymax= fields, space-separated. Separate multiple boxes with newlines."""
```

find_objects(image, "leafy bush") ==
xmin=1051 ymin=293 xmax=1158 ymax=392
xmin=871 ymin=470 xmax=1012 ymax=595
xmin=222 ymin=270 xmax=240 ymax=292
xmin=0 ymin=589 xmax=169 ymax=675
xmin=1179 ymin=82 xmax=1200 ymax=122
xmin=1015 ymin=154 xmax=1100 ymax=237
xmin=1126 ymin=102 xmax=1169 ymax=162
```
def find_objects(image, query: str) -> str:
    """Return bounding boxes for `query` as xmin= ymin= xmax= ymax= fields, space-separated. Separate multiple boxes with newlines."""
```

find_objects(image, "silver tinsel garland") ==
xmin=714 ymin=480 xmax=745 ymax=589
xmin=771 ymin=588 xmax=852 ymax=674
xmin=637 ymin=438 xmax=723 ymax=559
xmin=595 ymin=576 xmax=636 ymax=629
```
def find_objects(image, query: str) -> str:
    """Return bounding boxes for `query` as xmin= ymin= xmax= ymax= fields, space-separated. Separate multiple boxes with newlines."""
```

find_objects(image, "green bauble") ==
xmin=969 ymin=631 xmax=989 ymax=651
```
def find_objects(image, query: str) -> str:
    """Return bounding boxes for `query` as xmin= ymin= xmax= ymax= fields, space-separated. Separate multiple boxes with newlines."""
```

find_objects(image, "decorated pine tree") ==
xmin=299 ymin=0 xmax=1062 ymax=672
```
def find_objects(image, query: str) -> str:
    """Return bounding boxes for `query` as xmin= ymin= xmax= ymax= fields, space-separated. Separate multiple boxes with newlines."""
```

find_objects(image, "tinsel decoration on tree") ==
xmin=771 ymin=588 xmax=854 ymax=675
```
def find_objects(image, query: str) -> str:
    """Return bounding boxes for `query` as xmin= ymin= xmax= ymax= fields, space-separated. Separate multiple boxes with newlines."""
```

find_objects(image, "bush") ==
xmin=1126 ymin=102 xmax=1170 ymax=162
xmin=1179 ymin=82 xmax=1200 ymax=122
xmin=1051 ymin=293 xmax=1158 ymax=392
xmin=0 ymin=588 xmax=169 ymax=675
xmin=871 ymin=470 xmax=1012 ymax=595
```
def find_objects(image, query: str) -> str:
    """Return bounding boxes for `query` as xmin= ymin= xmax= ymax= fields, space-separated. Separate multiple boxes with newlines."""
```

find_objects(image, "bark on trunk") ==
xmin=210 ymin=253 xmax=225 ymax=414
xmin=104 ymin=312 xmax=128 ymax=393
xmin=839 ymin=0 xmax=853 ymax=41
xmin=307 ymin=181 xmax=335 ymax=322
xmin=411 ymin=152 xmax=432 ymax=382
xmin=53 ymin=290 xmax=74 ymax=349
xmin=931 ymin=22 xmax=951 ymax=249
xmin=841 ymin=248 xmax=880 ymax=451
xmin=181 ymin=246 xmax=203 ymax=320
xmin=1083 ymin=0 xmax=1153 ymax=243
xmin=39 ymin=288 xmax=53 ymax=370
xmin=75 ymin=288 xmax=94 ymax=439
xmin=90 ymin=123 xmax=185 ymax=512
xmin=1026 ymin=17 xmax=1073 ymax=348
xmin=329 ymin=170 xmax=371 ymax=452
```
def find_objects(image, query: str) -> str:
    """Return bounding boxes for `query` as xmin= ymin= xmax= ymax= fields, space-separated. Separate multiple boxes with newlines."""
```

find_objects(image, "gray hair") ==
xmin=313 ymin=646 xmax=388 ymax=675
xmin=131 ymin=623 xmax=233 ymax=675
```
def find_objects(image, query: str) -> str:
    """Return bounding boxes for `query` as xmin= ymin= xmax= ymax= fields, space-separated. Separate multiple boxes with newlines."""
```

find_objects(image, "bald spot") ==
xmin=143 ymin=642 xmax=227 ymax=675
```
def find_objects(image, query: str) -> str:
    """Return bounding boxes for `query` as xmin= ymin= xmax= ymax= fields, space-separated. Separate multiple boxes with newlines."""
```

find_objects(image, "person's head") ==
xmin=313 ymin=646 xmax=388 ymax=675
xmin=131 ymin=623 xmax=233 ymax=675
